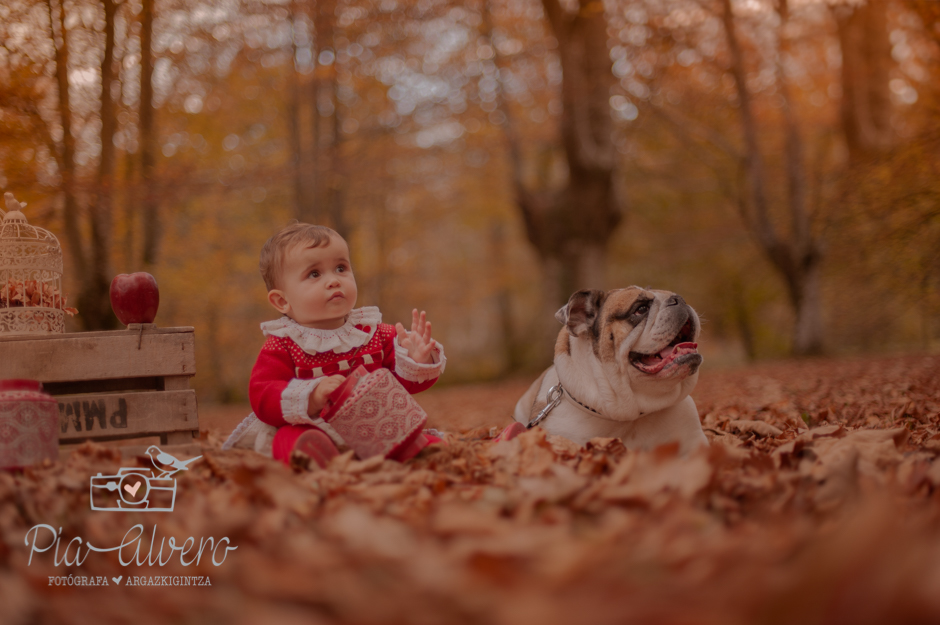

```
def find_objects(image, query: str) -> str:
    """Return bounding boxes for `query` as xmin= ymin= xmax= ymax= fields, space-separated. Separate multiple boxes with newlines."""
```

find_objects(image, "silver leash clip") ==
xmin=527 ymin=384 xmax=563 ymax=429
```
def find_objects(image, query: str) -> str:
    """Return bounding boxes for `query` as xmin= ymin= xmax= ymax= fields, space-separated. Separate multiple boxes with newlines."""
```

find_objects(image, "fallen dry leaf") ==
xmin=2 ymin=353 xmax=940 ymax=623
xmin=729 ymin=419 xmax=784 ymax=438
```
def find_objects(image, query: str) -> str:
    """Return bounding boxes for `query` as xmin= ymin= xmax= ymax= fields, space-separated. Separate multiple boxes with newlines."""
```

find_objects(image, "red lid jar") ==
xmin=0 ymin=379 xmax=59 ymax=469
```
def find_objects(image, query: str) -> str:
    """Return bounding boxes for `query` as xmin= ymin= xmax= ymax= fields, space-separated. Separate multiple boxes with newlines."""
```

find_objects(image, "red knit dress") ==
xmin=248 ymin=308 xmax=444 ymax=462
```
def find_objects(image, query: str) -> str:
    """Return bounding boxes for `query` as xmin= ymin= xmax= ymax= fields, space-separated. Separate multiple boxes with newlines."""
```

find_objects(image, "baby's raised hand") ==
xmin=396 ymin=309 xmax=435 ymax=364
xmin=307 ymin=374 xmax=346 ymax=416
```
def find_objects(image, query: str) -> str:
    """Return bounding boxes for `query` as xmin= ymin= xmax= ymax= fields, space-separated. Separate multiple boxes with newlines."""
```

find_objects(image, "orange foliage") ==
xmin=0 ymin=0 xmax=939 ymax=392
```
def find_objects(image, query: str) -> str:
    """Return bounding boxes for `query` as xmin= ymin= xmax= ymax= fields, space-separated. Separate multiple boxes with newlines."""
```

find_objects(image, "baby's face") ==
xmin=268 ymin=236 xmax=358 ymax=329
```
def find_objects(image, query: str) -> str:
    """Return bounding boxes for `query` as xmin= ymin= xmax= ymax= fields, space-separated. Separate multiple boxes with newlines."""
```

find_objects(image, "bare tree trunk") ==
xmin=45 ymin=0 xmax=87 ymax=280
xmin=792 ymin=261 xmax=823 ymax=355
xmin=776 ymin=0 xmax=823 ymax=355
xmin=489 ymin=223 xmax=523 ymax=372
xmin=289 ymin=1 xmax=312 ymax=222
xmin=307 ymin=0 xmax=322 ymax=225
xmin=721 ymin=0 xmax=775 ymax=254
xmin=119 ymin=2 xmax=137 ymax=270
xmin=539 ymin=0 xmax=620 ymax=297
xmin=538 ymin=256 xmax=564 ymax=361
xmin=720 ymin=0 xmax=823 ymax=355
xmin=327 ymin=83 xmax=347 ymax=238
xmin=833 ymin=0 xmax=893 ymax=160
xmin=140 ymin=0 xmax=159 ymax=267
xmin=321 ymin=0 xmax=347 ymax=238
xmin=371 ymin=177 xmax=393 ymax=311
xmin=288 ymin=63 xmax=308 ymax=221
xmin=730 ymin=277 xmax=757 ymax=361
xmin=484 ymin=0 xmax=620 ymax=361
xmin=80 ymin=0 xmax=119 ymax=330
xmin=308 ymin=0 xmax=347 ymax=235
xmin=122 ymin=144 xmax=136 ymax=268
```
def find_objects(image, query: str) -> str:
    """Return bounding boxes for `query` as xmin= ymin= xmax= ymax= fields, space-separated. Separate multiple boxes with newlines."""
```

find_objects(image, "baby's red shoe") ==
xmin=495 ymin=422 xmax=526 ymax=442
xmin=291 ymin=429 xmax=339 ymax=469
xmin=387 ymin=429 xmax=447 ymax=462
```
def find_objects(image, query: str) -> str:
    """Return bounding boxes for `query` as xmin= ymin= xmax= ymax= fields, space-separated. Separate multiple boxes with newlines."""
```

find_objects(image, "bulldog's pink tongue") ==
xmin=637 ymin=342 xmax=698 ymax=373
xmin=664 ymin=341 xmax=697 ymax=358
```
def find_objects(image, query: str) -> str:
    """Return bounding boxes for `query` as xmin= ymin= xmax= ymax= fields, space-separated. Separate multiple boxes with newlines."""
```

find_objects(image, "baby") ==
xmin=224 ymin=222 xmax=445 ymax=466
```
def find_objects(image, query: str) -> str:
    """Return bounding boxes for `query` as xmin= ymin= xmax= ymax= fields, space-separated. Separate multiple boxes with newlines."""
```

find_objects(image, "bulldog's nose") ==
xmin=666 ymin=295 xmax=684 ymax=307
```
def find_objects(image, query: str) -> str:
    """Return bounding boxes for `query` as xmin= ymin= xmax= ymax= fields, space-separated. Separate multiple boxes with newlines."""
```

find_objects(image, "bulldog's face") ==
xmin=555 ymin=287 xmax=702 ymax=381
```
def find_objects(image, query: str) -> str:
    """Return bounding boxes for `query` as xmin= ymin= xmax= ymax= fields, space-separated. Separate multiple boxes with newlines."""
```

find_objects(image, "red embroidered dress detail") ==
xmin=249 ymin=319 xmax=442 ymax=434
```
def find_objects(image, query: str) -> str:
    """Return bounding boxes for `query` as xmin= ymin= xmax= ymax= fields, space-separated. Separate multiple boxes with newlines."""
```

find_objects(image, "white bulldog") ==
xmin=512 ymin=287 xmax=708 ymax=454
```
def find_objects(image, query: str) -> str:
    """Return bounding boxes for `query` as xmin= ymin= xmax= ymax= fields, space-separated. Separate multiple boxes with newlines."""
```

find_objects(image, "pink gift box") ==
xmin=0 ymin=379 xmax=59 ymax=469
xmin=320 ymin=366 xmax=427 ymax=460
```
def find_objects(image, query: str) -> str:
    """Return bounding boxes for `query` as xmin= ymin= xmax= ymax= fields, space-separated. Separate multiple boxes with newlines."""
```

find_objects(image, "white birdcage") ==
xmin=0 ymin=192 xmax=70 ymax=335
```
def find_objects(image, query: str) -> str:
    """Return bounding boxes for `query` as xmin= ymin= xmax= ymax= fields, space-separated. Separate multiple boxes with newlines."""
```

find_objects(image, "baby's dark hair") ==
xmin=259 ymin=222 xmax=341 ymax=291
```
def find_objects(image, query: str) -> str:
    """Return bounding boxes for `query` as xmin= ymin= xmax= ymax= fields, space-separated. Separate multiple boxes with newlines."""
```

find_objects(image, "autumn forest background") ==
xmin=2 ymin=0 xmax=939 ymax=404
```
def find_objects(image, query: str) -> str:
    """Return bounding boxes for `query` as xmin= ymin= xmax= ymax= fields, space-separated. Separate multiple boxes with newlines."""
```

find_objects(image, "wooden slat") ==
xmin=162 ymin=375 xmax=190 ymax=391
xmin=0 ymin=327 xmax=195 ymax=382
xmin=162 ymin=431 xmax=195 ymax=445
xmin=0 ymin=325 xmax=193 ymax=343
xmin=56 ymin=390 xmax=198 ymax=443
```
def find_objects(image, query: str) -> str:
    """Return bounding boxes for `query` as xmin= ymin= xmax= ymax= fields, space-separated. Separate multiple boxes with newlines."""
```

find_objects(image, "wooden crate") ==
xmin=0 ymin=325 xmax=198 ymax=447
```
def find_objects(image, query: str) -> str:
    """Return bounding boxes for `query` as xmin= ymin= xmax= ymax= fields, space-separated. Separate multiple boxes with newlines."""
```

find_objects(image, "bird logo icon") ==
xmin=89 ymin=447 xmax=203 ymax=512
xmin=146 ymin=446 xmax=202 ymax=478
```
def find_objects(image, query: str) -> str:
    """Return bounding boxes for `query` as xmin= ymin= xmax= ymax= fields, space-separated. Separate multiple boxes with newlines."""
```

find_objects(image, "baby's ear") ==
xmin=267 ymin=290 xmax=290 ymax=315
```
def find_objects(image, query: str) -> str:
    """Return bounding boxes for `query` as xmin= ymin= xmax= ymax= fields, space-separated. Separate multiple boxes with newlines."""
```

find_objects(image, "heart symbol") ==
xmin=112 ymin=576 xmax=123 ymax=585
xmin=123 ymin=481 xmax=141 ymax=497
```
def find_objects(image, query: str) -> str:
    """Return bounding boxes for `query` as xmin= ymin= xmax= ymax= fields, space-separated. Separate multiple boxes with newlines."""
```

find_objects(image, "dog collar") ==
xmin=526 ymin=382 xmax=605 ymax=430
xmin=561 ymin=386 xmax=605 ymax=417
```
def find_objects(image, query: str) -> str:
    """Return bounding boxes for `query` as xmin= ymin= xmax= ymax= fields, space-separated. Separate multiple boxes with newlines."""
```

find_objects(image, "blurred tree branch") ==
xmin=720 ymin=0 xmax=823 ymax=355
xmin=43 ymin=0 xmax=86 ymax=281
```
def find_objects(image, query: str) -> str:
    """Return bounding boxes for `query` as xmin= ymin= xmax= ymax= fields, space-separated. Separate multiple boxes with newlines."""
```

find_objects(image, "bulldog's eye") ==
xmin=614 ymin=301 xmax=651 ymax=322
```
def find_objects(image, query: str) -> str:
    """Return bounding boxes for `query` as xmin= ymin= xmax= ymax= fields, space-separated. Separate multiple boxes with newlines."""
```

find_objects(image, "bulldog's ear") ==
xmin=559 ymin=289 xmax=606 ymax=337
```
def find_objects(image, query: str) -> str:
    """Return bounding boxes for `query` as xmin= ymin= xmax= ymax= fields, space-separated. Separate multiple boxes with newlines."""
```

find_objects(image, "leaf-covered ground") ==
xmin=3 ymin=354 xmax=940 ymax=624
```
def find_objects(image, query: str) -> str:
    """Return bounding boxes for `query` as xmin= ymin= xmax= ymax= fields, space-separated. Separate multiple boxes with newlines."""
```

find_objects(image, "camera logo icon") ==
xmin=90 ymin=446 xmax=202 ymax=512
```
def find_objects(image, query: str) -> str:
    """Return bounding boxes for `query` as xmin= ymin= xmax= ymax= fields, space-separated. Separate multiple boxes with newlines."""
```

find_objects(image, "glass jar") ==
xmin=0 ymin=379 xmax=59 ymax=469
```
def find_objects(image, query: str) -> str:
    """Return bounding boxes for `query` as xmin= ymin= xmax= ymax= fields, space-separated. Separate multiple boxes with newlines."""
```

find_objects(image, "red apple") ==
xmin=109 ymin=272 xmax=160 ymax=325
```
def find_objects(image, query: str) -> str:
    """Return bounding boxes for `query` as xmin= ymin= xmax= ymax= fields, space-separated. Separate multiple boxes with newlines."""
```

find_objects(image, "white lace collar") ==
xmin=260 ymin=307 xmax=382 ymax=354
